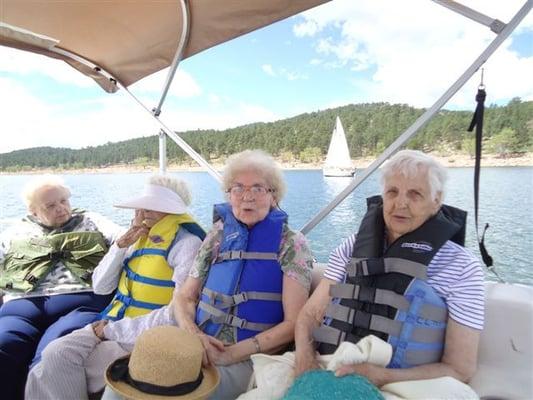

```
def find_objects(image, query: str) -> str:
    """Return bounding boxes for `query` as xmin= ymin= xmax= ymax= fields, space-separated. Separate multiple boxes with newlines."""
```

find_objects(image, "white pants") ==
xmin=25 ymin=324 xmax=129 ymax=400
xmin=102 ymin=360 xmax=254 ymax=400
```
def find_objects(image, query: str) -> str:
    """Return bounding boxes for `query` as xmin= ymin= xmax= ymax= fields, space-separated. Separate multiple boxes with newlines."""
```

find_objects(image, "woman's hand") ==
xmin=116 ymin=210 xmax=149 ymax=248
xmin=198 ymin=334 xmax=232 ymax=366
xmin=335 ymin=362 xmax=388 ymax=387
xmin=92 ymin=319 xmax=109 ymax=340
xmin=294 ymin=350 xmax=320 ymax=378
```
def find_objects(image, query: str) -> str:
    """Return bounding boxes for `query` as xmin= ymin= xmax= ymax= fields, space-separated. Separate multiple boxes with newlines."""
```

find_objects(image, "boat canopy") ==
xmin=0 ymin=0 xmax=329 ymax=92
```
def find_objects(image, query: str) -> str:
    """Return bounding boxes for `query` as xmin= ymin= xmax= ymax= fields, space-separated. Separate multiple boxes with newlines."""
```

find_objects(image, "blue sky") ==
xmin=0 ymin=0 xmax=532 ymax=153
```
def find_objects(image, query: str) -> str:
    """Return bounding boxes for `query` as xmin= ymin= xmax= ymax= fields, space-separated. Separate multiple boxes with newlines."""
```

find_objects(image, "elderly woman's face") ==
xmin=383 ymin=169 xmax=440 ymax=243
xmin=139 ymin=209 xmax=168 ymax=228
xmin=30 ymin=186 xmax=72 ymax=228
xmin=228 ymin=170 xmax=276 ymax=228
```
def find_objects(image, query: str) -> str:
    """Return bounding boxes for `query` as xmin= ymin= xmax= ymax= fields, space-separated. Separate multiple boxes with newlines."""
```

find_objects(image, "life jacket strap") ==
xmin=348 ymin=257 xmax=427 ymax=280
xmin=123 ymin=265 xmax=175 ymax=288
xmin=114 ymin=290 xmax=166 ymax=311
xmin=202 ymin=287 xmax=282 ymax=307
xmin=325 ymin=302 xmax=445 ymax=344
xmin=128 ymin=248 xmax=167 ymax=260
xmin=329 ymin=284 xmax=448 ymax=322
xmin=313 ymin=325 xmax=346 ymax=347
xmin=215 ymin=250 xmax=278 ymax=263
xmin=197 ymin=300 xmax=276 ymax=332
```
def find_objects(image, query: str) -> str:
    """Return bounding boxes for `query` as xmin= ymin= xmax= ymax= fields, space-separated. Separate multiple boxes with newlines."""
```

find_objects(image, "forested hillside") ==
xmin=1 ymin=99 xmax=531 ymax=171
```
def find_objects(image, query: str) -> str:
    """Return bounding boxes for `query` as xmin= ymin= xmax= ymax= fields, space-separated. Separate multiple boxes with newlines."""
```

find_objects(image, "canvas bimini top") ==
xmin=0 ymin=0 xmax=329 ymax=92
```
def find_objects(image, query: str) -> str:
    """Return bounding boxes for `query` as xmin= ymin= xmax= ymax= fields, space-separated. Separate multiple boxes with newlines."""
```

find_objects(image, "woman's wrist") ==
xmin=251 ymin=336 xmax=262 ymax=353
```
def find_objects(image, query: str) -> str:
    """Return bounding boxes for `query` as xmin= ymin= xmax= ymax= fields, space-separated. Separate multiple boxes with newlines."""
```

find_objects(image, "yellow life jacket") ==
xmin=101 ymin=214 xmax=203 ymax=320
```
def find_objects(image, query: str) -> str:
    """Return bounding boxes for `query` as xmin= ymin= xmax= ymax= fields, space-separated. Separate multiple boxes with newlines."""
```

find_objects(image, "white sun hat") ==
xmin=114 ymin=183 xmax=188 ymax=214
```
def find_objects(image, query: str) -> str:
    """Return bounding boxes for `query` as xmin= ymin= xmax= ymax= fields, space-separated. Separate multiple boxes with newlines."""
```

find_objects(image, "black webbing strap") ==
xmin=467 ymin=84 xmax=495 ymax=273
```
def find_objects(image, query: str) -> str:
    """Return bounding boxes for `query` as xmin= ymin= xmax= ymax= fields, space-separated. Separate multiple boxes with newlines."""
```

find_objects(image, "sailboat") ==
xmin=323 ymin=116 xmax=355 ymax=177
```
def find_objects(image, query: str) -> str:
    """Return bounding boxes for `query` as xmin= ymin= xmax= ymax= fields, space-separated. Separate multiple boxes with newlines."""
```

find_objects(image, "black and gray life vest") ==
xmin=314 ymin=195 xmax=466 ymax=368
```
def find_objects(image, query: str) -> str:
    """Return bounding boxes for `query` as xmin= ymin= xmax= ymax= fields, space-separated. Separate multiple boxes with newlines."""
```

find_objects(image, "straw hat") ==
xmin=114 ymin=184 xmax=188 ymax=215
xmin=105 ymin=326 xmax=219 ymax=400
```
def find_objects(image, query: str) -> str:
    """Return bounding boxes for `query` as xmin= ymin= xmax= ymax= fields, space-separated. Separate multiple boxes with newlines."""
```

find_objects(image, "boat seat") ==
xmin=469 ymin=282 xmax=533 ymax=400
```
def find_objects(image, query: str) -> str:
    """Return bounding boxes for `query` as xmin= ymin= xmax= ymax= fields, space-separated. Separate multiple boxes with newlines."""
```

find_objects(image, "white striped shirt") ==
xmin=324 ymin=233 xmax=485 ymax=330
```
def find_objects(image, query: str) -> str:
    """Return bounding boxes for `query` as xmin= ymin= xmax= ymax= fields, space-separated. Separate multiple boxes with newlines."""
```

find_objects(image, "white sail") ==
xmin=323 ymin=116 xmax=355 ymax=177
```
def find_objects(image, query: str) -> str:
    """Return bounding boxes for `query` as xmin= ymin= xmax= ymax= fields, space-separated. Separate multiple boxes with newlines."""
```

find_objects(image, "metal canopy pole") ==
xmin=431 ymin=0 xmax=506 ymax=33
xmin=300 ymin=0 xmax=532 ymax=235
xmin=154 ymin=0 xmax=191 ymax=173
xmin=120 ymin=84 xmax=223 ymax=182
xmin=48 ymin=57 xmax=222 ymax=181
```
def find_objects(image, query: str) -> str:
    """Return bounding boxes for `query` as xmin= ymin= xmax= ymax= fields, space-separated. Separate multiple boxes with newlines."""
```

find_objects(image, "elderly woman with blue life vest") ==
xmin=0 ymin=175 xmax=123 ymax=400
xmin=99 ymin=149 xmax=315 ymax=400
xmin=24 ymin=174 xmax=205 ymax=400
xmin=294 ymin=150 xmax=484 ymax=388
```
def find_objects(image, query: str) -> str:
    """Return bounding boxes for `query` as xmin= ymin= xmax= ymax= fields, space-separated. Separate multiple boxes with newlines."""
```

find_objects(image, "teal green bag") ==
xmin=283 ymin=370 xmax=384 ymax=400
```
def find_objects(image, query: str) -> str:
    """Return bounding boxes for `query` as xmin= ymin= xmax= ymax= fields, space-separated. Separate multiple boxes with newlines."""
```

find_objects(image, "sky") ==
xmin=0 ymin=0 xmax=532 ymax=154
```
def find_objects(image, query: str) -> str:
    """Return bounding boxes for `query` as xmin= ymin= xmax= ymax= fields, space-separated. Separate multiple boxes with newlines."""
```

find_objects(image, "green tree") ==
xmin=461 ymin=137 xmax=475 ymax=159
xmin=487 ymin=128 xmax=519 ymax=158
xmin=299 ymin=147 xmax=322 ymax=163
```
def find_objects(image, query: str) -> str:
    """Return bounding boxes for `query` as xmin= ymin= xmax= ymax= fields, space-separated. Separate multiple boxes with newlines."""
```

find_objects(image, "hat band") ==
xmin=110 ymin=358 xmax=204 ymax=396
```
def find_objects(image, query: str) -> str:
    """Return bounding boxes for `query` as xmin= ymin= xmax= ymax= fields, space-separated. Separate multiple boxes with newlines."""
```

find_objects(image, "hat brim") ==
xmin=114 ymin=194 xmax=187 ymax=215
xmin=105 ymin=356 xmax=220 ymax=400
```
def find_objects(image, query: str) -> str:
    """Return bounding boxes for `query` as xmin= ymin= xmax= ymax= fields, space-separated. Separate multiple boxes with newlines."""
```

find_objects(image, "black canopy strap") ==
xmin=467 ymin=77 xmax=501 ymax=281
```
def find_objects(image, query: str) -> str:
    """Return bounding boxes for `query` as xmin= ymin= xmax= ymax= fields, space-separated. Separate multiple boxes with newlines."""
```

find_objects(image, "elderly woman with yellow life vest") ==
xmin=100 ymin=149 xmax=315 ymax=400
xmin=0 ymin=175 xmax=123 ymax=400
xmin=24 ymin=174 xmax=205 ymax=400
xmin=294 ymin=150 xmax=484 ymax=388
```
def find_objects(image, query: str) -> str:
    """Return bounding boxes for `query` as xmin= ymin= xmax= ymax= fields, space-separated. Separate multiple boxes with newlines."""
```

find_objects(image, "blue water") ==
xmin=1 ymin=167 xmax=532 ymax=284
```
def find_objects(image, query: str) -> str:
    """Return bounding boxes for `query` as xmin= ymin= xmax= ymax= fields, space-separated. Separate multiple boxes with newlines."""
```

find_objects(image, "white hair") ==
xmin=222 ymin=149 xmax=286 ymax=202
xmin=149 ymin=174 xmax=192 ymax=206
xmin=22 ymin=175 xmax=71 ymax=210
xmin=381 ymin=150 xmax=447 ymax=201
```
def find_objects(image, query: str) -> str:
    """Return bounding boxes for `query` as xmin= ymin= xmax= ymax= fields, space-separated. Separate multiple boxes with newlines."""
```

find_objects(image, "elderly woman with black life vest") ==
xmin=294 ymin=150 xmax=484 ymax=387
xmin=102 ymin=149 xmax=315 ymax=400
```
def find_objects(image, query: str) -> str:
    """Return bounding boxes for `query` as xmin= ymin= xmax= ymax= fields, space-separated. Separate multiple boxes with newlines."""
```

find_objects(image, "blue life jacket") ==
xmin=314 ymin=195 xmax=467 ymax=369
xmin=195 ymin=203 xmax=286 ymax=342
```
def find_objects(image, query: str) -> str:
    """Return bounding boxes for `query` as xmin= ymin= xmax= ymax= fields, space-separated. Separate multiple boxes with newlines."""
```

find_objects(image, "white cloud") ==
xmin=298 ymin=0 xmax=533 ymax=107
xmin=0 ymin=72 xmax=279 ymax=153
xmin=160 ymin=99 xmax=278 ymax=134
xmin=262 ymin=64 xmax=276 ymax=76
xmin=131 ymin=68 xmax=202 ymax=98
xmin=293 ymin=20 xmax=320 ymax=37
xmin=261 ymin=64 xmax=307 ymax=81
xmin=0 ymin=47 xmax=95 ymax=88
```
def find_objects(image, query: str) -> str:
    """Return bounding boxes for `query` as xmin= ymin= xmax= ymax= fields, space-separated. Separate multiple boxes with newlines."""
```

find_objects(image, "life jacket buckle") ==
xmin=230 ymin=250 xmax=243 ymax=260
xmin=226 ymin=314 xmax=247 ymax=329
xmin=25 ymin=274 xmax=38 ymax=284
xmin=233 ymin=292 xmax=248 ymax=304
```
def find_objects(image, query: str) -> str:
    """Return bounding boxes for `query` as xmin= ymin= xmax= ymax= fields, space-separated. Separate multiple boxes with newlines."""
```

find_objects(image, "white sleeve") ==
xmin=91 ymin=243 xmax=130 ymax=294
xmin=103 ymin=305 xmax=177 ymax=350
xmin=85 ymin=212 xmax=126 ymax=245
xmin=323 ymin=233 xmax=356 ymax=282
xmin=167 ymin=229 xmax=203 ymax=288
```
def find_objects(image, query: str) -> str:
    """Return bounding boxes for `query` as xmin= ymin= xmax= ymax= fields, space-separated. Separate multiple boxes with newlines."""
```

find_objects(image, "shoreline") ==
xmin=2 ymin=152 xmax=532 ymax=175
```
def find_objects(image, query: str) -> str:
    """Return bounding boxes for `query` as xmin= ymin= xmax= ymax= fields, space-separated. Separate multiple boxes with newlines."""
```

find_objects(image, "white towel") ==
xmin=238 ymin=335 xmax=478 ymax=400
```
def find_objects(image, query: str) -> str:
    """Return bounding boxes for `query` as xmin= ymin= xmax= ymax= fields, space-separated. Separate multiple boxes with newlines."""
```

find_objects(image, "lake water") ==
xmin=1 ymin=167 xmax=532 ymax=285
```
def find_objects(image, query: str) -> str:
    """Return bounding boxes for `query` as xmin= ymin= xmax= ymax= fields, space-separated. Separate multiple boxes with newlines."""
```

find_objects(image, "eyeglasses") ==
xmin=227 ymin=185 xmax=275 ymax=197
